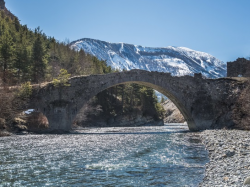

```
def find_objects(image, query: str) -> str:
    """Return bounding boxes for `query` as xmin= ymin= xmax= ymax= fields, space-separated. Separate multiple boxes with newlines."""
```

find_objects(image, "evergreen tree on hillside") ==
xmin=13 ymin=28 xmax=32 ymax=82
xmin=0 ymin=9 xmax=114 ymax=84
xmin=0 ymin=29 xmax=15 ymax=84
xmin=14 ymin=45 xmax=30 ymax=82
xmin=31 ymin=33 xmax=48 ymax=83
xmin=76 ymin=49 xmax=88 ymax=75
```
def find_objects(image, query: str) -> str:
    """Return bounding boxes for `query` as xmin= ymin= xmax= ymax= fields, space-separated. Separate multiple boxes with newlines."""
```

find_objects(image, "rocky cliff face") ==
xmin=231 ymin=78 xmax=250 ymax=130
xmin=0 ymin=0 xmax=16 ymax=19
xmin=0 ymin=0 xmax=5 ymax=9
xmin=162 ymin=100 xmax=185 ymax=123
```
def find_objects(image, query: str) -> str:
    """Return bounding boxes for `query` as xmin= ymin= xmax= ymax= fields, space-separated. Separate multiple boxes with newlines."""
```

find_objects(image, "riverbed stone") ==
xmin=244 ymin=177 xmax=250 ymax=185
xmin=199 ymin=129 xmax=250 ymax=186
xmin=225 ymin=149 xmax=235 ymax=157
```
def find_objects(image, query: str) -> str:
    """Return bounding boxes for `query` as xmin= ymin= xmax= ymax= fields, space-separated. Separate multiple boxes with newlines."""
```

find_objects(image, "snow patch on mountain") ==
xmin=70 ymin=38 xmax=226 ymax=78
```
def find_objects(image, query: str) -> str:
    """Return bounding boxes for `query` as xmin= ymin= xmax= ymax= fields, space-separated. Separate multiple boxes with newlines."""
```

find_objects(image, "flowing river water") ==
xmin=0 ymin=124 xmax=208 ymax=187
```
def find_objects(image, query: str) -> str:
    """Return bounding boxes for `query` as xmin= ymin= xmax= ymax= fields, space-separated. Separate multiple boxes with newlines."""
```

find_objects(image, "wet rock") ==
xmin=42 ymin=129 xmax=70 ymax=134
xmin=225 ymin=149 xmax=235 ymax=157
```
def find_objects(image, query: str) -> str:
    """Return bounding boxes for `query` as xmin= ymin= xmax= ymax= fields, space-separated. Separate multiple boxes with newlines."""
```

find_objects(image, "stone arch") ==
xmin=32 ymin=70 xmax=203 ymax=131
xmin=79 ymin=80 xmax=195 ymax=131
xmin=67 ymin=69 xmax=198 ymax=130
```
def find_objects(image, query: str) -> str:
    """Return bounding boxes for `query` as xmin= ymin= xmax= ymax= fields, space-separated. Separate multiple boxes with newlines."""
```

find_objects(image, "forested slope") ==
xmin=0 ymin=1 xmax=164 ymax=134
xmin=0 ymin=10 xmax=111 ymax=85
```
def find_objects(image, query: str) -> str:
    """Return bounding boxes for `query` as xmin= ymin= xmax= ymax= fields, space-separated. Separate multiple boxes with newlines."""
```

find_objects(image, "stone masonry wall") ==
xmin=227 ymin=58 xmax=250 ymax=77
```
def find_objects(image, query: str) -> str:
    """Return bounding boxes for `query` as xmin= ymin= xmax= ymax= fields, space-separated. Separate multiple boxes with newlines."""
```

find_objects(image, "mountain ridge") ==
xmin=70 ymin=38 xmax=226 ymax=78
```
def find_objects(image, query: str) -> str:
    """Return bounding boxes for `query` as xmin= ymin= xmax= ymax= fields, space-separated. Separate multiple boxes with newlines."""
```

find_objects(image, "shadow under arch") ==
xmin=82 ymin=80 xmax=195 ymax=131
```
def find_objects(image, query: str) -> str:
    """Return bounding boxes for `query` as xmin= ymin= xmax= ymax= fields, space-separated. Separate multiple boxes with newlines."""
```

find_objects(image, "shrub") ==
xmin=17 ymin=81 xmax=32 ymax=99
xmin=52 ymin=69 xmax=71 ymax=87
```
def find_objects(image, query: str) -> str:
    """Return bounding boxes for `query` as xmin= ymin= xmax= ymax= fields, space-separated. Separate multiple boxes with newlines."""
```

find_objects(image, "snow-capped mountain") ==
xmin=70 ymin=38 xmax=226 ymax=78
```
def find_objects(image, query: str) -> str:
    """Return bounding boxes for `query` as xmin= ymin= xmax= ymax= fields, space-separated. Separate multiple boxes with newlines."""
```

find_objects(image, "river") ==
xmin=0 ymin=124 xmax=208 ymax=187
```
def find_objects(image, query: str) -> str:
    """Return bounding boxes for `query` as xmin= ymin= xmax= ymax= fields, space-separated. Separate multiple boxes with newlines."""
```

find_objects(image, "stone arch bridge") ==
xmin=29 ymin=69 xmax=249 ymax=131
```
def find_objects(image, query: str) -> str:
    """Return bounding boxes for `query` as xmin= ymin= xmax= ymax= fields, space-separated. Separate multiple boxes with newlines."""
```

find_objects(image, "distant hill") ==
xmin=71 ymin=38 xmax=226 ymax=78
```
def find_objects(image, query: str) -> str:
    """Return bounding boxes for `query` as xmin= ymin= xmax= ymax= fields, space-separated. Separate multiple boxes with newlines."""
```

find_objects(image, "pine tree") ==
xmin=77 ymin=48 xmax=87 ymax=75
xmin=13 ymin=17 xmax=20 ymax=32
xmin=0 ymin=30 xmax=15 ymax=84
xmin=14 ymin=46 xmax=31 ymax=82
xmin=31 ymin=34 xmax=48 ymax=83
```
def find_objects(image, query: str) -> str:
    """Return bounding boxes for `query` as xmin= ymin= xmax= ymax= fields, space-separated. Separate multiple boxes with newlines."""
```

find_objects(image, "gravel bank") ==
xmin=199 ymin=129 xmax=250 ymax=187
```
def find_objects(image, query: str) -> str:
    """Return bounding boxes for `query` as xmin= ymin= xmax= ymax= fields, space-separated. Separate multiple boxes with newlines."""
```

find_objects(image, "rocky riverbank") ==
xmin=0 ymin=112 xmax=49 ymax=136
xmin=199 ymin=129 xmax=250 ymax=186
xmin=79 ymin=114 xmax=164 ymax=127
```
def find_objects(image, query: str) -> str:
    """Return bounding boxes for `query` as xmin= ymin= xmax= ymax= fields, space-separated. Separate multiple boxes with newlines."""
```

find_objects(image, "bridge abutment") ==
xmin=37 ymin=104 xmax=73 ymax=131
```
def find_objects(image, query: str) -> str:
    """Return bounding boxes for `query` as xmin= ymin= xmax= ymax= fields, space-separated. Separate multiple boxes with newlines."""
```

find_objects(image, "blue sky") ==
xmin=5 ymin=0 xmax=250 ymax=62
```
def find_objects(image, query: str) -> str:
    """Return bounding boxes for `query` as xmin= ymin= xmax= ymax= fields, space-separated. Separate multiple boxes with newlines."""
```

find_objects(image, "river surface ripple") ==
xmin=0 ymin=124 xmax=209 ymax=187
